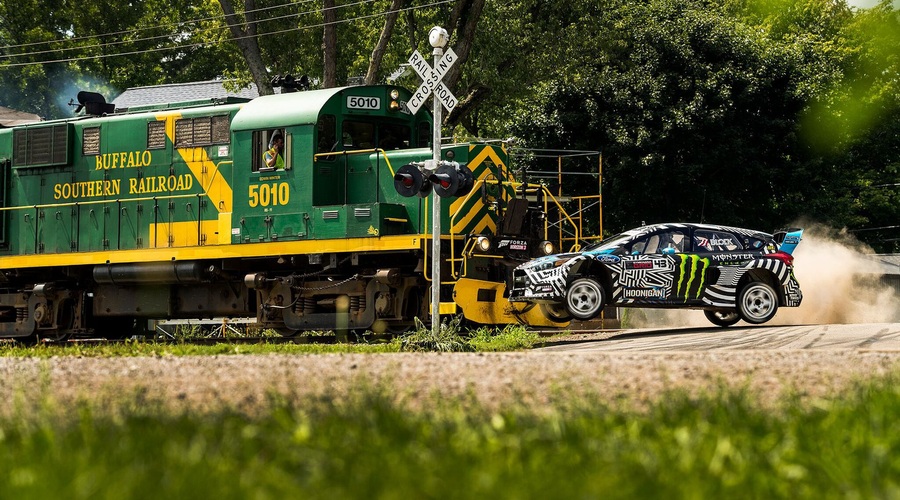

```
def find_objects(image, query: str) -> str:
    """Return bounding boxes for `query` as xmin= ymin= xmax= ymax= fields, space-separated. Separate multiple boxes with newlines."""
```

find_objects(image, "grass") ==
xmin=2 ymin=377 xmax=900 ymax=498
xmin=0 ymin=321 xmax=544 ymax=357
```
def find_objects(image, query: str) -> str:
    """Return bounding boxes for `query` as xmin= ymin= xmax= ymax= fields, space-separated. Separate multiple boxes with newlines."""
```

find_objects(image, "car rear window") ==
xmin=693 ymin=230 xmax=742 ymax=252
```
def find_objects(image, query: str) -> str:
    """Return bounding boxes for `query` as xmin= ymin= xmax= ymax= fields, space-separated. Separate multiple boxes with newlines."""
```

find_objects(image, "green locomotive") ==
xmin=0 ymin=85 xmax=578 ymax=339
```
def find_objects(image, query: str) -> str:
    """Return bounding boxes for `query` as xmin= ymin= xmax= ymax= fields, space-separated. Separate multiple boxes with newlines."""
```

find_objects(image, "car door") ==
xmin=617 ymin=229 xmax=687 ymax=304
xmin=690 ymin=228 xmax=754 ymax=301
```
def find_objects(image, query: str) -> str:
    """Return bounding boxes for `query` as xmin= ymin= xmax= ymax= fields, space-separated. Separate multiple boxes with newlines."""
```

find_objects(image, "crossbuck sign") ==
xmin=406 ymin=48 xmax=458 ymax=114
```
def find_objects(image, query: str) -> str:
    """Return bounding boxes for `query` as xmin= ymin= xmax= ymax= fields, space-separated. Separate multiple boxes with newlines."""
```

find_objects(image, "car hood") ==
xmin=517 ymin=252 xmax=583 ymax=269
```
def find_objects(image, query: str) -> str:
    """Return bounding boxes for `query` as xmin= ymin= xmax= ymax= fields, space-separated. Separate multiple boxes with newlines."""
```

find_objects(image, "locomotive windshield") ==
xmin=341 ymin=120 xmax=411 ymax=151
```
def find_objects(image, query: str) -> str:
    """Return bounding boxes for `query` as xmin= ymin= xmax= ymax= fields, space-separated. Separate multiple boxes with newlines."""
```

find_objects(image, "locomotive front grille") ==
xmin=322 ymin=210 xmax=340 ymax=220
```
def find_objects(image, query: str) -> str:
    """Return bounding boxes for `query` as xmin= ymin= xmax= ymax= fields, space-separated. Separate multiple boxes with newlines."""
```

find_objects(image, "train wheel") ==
xmin=93 ymin=317 xmax=137 ymax=339
xmin=274 ymin=327 xmax=300 ymax=338
xmin=38 ymin=330 xmax=71 ymax=342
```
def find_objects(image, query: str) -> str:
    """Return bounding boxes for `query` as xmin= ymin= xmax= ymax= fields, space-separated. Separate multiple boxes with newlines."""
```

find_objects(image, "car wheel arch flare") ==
xmin=739 ymin=269 xmax=785 ymax=305
xmin=567 ymin=259 xmax=613 ymax=297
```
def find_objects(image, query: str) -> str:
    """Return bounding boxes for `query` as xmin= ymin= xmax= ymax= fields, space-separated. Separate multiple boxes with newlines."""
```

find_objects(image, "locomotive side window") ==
xmin=317 ymin=115 xmax=336 ymax=156
xmin=83 ymin=127 xmax=101 ymax=156
xmin=252 ymin=129 xmax=289 ymax=172
xmin=378 ymin=123 xmax=410 ymax=150
xmin=343 ymin=121 xmax=375 ymax=149
xmin=417 ymin=122 xmax=431 ymax=148
xmin=147 ymin=121 xmax=166 ymax=150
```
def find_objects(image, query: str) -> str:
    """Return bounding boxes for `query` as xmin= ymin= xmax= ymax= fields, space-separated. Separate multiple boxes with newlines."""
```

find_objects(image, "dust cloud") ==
xmin=623 ymin=223 xmax=900 ymax=328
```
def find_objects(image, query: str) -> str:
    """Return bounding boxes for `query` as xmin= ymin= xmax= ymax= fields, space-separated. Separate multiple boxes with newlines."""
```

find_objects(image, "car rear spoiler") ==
xmin=773 ymin=227 xmax=803 ymax=255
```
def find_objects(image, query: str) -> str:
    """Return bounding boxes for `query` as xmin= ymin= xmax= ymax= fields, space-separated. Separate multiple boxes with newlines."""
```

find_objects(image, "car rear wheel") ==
xmin=737 ymin=282 xmax=779 ymax=324
xmin=540 ymin=303 xmax=572 ymax=323
xmin=704 ymin=310 xmax=740 ymax=327
xmin=565 ymin=278 xmax=606 ymax=321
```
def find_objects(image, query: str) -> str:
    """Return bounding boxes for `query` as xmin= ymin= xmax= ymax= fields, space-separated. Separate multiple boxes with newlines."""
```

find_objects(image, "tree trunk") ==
xmin=446 ymin=83 xmax=491 ymax=134
xmin=405 ymin=8 xmax=418 ymax=51
xmin=365 ymin=0 xmax=404 ymax=85
xmin=323 ymin=0 xmax=338 ymax=88
xmin=218 ymin=0 xmax=273 ymax=95
xmin=443 ymin=0 xmax=485 ymax=90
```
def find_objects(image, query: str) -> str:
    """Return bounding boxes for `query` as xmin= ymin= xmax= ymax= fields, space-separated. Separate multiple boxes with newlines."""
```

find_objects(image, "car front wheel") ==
xmin=737 ymin=282 xmax=779 ymax=324
xmin=565 ymin=278 xmax=606 ymax=321
xmin=540 ymin=303 xmax=572 ymax=323
xmin=704 ymin=309 xmax=740 ymax=327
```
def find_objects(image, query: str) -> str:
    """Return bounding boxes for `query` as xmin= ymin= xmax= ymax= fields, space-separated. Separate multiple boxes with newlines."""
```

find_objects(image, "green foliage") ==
xmin=3 ymin=375 xmax=900 ymax=498
xmin=496 ymin=0 xmax=900 ymax=250
xmin=398 ymin=316 xmax=475 ymax=352
xmin=0 ymin=322 xmax=540 ymax=357
xmin=0 ymin=338 xmax=401 ymax=357
xmin=465 ymin=323 xmax=540 ymax=351
xmin=397 ymin=317 xmax=539 ymax=352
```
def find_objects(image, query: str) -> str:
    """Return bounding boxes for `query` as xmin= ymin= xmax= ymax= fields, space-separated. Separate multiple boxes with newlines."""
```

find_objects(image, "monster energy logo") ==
xmin=675 ymin=254 xmax=711 ymax=300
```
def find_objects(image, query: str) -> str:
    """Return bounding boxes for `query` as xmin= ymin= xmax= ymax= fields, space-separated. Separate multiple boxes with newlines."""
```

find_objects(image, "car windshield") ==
xmin=583 ymin=232 xmax=634 ymax=252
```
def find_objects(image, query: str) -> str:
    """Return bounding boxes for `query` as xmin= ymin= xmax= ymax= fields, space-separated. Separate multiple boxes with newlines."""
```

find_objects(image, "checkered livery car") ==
xmin=509 ymin=223 xmax=803 ymax=327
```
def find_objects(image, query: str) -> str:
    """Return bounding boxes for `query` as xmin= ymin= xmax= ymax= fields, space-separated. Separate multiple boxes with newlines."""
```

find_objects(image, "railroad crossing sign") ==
xmin=406 ymin=48 xmax=458 ymax=114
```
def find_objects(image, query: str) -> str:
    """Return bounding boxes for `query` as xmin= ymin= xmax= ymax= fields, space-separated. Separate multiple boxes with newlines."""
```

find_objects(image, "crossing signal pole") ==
xmin=401 ymin=26 xmax=458 ymax=335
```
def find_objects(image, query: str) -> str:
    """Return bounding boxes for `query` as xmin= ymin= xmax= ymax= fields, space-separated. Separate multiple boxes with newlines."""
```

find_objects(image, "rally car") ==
xmin=508 ymin=223 xmax=803 ymax=327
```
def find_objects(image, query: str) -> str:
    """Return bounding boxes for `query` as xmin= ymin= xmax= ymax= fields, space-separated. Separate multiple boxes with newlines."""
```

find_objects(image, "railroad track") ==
xmin=1 ymin=325 xmax=612 ymax=348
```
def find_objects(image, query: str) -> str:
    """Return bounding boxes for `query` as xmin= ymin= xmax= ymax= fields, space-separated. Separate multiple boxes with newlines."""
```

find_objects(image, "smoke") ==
xmin=623 ymin=223 xmax=900 ymax=328
xmin=776 ymin=224 xmax=900 ymax=324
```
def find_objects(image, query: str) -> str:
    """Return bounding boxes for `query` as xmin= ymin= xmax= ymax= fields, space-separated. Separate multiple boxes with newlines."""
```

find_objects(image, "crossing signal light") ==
xmin=393 ymin=164 xmax=432 ymax=198
xmin=428 ymin=164 xmax=474 ymax=198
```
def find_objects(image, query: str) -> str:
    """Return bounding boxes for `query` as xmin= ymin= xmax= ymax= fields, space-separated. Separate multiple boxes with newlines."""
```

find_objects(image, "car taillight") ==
xmin=768 ymin=251 xmax=794 ymax=266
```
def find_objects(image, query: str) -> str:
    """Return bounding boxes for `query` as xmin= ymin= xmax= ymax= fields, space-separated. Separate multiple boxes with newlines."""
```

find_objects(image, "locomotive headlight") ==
xmin=389 ymin=89 xmax=401 ymax=111
xmin=539 ymin=240 xmax=555 ymax=255
xmin=475 ymin=236 xmax=492 ymax=252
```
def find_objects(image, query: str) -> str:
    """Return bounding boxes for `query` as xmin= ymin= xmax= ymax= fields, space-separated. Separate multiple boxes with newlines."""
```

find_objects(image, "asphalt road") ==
xmin=540 ymin=323 xmax=900 ymax=352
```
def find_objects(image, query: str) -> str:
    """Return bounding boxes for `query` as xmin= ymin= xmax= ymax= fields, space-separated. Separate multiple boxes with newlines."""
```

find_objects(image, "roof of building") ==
xmin=0 ymin=106 xmax=42 ymax=127
xmin=866 ymin=254 xmax=900 ymax=275
xmin=112 ymin=80 xmax=261 ymax=109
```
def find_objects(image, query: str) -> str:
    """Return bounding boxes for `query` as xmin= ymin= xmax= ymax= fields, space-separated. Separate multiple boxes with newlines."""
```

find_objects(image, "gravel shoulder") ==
xmin=2 ymin=349 xmax=899 ymax=416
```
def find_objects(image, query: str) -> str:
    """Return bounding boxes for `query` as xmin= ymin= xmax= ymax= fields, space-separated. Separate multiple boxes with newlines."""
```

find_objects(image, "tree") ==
xmin=218 ymin=0 xmax=274 ymax=95
xmin=322 ymin=0 xmax=337 ymax=87
xmin=365 ymin=0 xmax=404 ymax=85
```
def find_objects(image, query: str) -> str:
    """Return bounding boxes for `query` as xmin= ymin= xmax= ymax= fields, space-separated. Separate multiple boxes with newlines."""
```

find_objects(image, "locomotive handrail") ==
xmin=0 ymin=192 xmax=206 ymax=211
xmin=499 ymin=181 xmax=583 ymax=253
xmin=447 ymin=177 xmax=487 ymax=279
xmin=204 ymin=160 xmax=232 ymax=193
xmin=313 ymin=148 xmax=397 ymax=176
xmin=447 ymin=180 xmax=582 ymax=279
